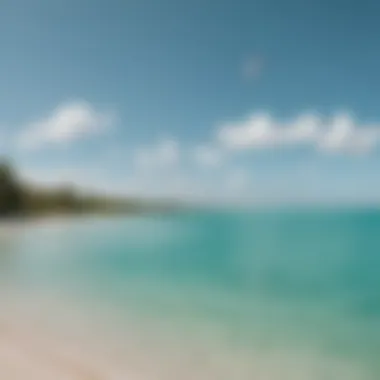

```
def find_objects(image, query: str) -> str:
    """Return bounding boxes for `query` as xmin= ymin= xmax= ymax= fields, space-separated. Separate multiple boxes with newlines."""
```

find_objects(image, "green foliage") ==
xmin=0 ymin=160 xmax=24 ymax=216
xmin=0 ymin=160 xmax=177 ymax=218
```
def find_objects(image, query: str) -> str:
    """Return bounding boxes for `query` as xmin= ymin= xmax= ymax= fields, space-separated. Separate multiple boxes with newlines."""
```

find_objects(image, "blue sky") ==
xmin=1 ymin=0 xmax=380 ymax=203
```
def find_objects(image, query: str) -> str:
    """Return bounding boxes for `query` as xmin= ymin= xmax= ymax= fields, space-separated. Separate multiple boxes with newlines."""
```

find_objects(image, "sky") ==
xmin=1 ymin=0 xmax=380 ymax=203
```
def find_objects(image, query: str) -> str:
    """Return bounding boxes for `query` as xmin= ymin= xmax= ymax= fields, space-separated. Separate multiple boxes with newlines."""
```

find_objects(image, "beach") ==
xmin=0 ymin=294 xmax=372 ymax=380
xmin=0 ymin=210 xmax=379 ymax=379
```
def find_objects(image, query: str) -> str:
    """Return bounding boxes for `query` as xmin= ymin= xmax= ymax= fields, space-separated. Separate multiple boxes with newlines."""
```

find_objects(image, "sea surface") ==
xmin=1 ymin=208 xmax=380 ymax=379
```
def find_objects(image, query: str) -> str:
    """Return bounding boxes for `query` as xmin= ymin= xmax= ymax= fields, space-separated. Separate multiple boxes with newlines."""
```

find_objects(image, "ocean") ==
xmin=1 ymin=209 xmax=380 ymax=379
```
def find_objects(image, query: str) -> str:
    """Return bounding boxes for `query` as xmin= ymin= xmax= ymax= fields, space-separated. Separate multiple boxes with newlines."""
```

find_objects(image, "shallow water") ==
xmin=1 ymin=209 xmax=380 ymax=379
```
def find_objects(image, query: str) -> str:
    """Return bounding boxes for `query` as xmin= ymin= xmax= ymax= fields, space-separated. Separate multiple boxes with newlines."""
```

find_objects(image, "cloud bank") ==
xmin=218 ymin=112 xmax=380 ymax=154
xmin=4 ymin=100 xmax=380 ymax=201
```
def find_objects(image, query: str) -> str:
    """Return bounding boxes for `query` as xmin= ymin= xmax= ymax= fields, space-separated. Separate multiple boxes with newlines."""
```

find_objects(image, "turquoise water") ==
xmin=1 ymin=209 xmax=380 ymax=378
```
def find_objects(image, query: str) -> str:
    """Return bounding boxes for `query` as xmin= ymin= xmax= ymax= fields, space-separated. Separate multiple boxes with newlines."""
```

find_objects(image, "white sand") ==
xmin=0 ymin=276 xmax=374 ymax=380
xmin=0 ymin=292 xmax=145 ymax=380
xmin=0 ymin=294 xmax=373 ymax=380
xmin=0 ymin=317 xmax=133 ymax=380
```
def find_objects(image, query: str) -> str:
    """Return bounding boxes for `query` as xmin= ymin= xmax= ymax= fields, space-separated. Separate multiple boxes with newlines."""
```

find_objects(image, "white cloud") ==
xmin=17 ymin=100 xmax=113 ymax=150
xmin=218 ymin=113 xmax=320 ymax=149
xmin=317 ymin=113 xmax=380 ymax=154
xmin=134 ymin=139 xmax=179 ymax=171
xmin=217 ymin=112 xmax=380 ymax=154
xmin=9 ymin=101 xmax=380 ymax=203
xmin=193 ymin=145 xmax=222 ymax=167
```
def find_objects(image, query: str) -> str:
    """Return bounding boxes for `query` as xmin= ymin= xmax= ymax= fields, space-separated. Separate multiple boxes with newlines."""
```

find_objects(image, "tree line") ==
xmin=0 ymin=160 xmax=161 ymax=218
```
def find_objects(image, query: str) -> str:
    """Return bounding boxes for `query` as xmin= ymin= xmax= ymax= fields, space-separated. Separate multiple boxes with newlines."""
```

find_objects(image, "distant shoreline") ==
xmin=0 ymin=160 xmax=181 ymax=220
xmin=0 ymin=207 xmax=183 ymax=234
